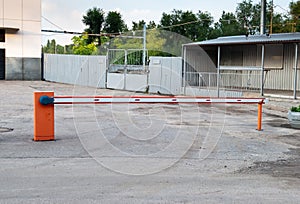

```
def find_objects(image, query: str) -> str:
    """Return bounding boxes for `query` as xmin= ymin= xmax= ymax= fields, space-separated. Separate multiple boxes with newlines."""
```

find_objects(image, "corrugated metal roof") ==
xmin=184 ymin=33 xmax=300 ymax=46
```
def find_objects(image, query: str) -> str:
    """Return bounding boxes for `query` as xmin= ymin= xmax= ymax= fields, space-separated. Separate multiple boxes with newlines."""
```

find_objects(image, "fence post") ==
xmin=257 ymin=101 xmax=263 ymax=131
xmin=33 ymin=91 xmax=55 ymax=141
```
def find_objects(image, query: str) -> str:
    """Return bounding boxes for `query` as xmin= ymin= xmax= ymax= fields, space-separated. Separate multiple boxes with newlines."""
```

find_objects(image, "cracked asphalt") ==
xmin=0 ymin=81 xmax=299 ymax=203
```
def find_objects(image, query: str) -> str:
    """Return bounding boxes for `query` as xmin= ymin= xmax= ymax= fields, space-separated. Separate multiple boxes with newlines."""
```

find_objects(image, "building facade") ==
xmin=183 ymin=33 xmax=300 ymax=98
xmin=0 ymin=0 xmax=41 ymax=80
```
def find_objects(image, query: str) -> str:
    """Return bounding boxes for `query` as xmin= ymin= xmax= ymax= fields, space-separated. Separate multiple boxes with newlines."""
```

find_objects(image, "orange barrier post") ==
xmin=33 ymin=91 xmax=55 ymax=141
xmin=257 ymin=101 xmax=263 ymax=131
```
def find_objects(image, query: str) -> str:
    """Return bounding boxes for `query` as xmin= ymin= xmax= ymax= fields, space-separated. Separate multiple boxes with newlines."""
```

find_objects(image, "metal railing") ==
xmin=108 ymin=49 xmax=148 ymax=73
xmin=185 ymin=71 xmax=261 ymax=93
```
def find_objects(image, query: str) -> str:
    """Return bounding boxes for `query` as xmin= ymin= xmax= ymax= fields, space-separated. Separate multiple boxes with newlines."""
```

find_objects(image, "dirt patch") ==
xmin=265 ymin=118 xmax=296 ymax=129
xmin=237 ymin=132 xmax=300 ymax=179
xmin=275 ymin=134 xmax=300 ymax=147
xmin=238 ymin=148 xmax=300 ymax=179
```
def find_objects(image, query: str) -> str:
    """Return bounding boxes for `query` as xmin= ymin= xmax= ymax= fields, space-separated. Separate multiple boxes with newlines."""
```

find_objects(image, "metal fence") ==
xmin=108 ymin=49 xmax=148 ymax=73
xmin=185 ymin=71 xmax=261 ymax=95
xmin=43 ymin=54 xmax=107 ymax=88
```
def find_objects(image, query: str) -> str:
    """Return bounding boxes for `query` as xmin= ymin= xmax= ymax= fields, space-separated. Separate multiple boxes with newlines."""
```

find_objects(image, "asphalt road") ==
xmin=0 ymin=81 xmax=299 ymax=203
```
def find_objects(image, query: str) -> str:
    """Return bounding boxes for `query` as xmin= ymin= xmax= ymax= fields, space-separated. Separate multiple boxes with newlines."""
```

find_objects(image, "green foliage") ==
xmin=42 ymin=39 xmax=72 ymax=54
xmin=236 ymin=0 xmax=260 ymax=34
xmin=290 ymin=1 xmax=300 ymax=32
xmin=72 ymin=35 xmax=98 ymax=55
xmin=82 ymin=7 xmax=105 ymax=45
xmin=159 ymin=9 xmax=213 ymax=41
xmin=44 ymin=1 xmax=296 ymax=56
xmin=147 ymin=21 xmax=157 ymax=29
xmin=132 ymin=20 xmax=146 ymax=31
xmin=104 ymin=11 xmax=127 ymax=34
xmin=291 ymin=105 xmax=300 ymax=112
xmin=43 ymin=40 xmax=56 ymax=54
xmin=218 ymin=12 xmax=244 ymax=36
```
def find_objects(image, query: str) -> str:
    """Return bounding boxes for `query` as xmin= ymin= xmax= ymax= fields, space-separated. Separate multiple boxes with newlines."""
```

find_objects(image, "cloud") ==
xmin=121 ymin=9 xmax=161 ymax=29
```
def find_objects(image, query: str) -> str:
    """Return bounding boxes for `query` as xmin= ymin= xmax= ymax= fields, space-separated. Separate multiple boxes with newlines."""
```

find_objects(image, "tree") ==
xmin=43 ymin=39 xmax=74 ymax=54
xmin=290 ymin=1 xmax=300 ymax=31
xmin=72 ymin=35 xmax=97 ymax=55
xmin=159 ymin=9 xmax=214 ymax=41
xmin=235 ymin=0 xmax=259 ymax=35
xmin=235 ymin=0 xmax=292 ymax=35
xmin=212 ymin=11 xmax=244 ymax=38
xmin=147 ymin=21 xmax=157 ymax=29
xmin=104 ymin=11 xmax=127 ymax=34
xmin=196 ymin=11 xmax=214 ymax=41
xmin=132 ymin=20 xmax=146 ymax=31
xmin=269 ymin=13 xmax=293 ymax=33
xmin=82 ymin=7 xmax=105 ymax=46
xmin=43 ymin=39 xmax=55 ymax=53
xmin=42 ymin=39 xmax=65 ymax=54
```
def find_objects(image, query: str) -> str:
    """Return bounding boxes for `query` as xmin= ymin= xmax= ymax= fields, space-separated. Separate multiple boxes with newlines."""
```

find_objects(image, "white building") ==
xmin=0 ymin=0 xmax=41 ymax=80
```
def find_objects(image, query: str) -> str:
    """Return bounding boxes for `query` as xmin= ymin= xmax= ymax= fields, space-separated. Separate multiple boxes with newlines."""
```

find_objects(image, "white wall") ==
xmin=107 ymin=73 xmax=148 ymax=92
xmin=44 ymin=55 xmax=184 ymax=94
xmin=148 ymin=57 xmax=182 ymax=95
xmin=0 ymin=0 xmax=41 ymax=58
xmin=44 ymin=54 xmax=107 ymax=88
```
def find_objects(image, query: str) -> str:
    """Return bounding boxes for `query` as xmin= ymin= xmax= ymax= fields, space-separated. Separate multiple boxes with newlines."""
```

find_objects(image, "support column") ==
xmin=294 ymin=43 xmax=298 ymax=99
xmin=217 ymin=46 xmax=221 ymax=97
xmin=183 ymin=46 xmax=187 ymax=95
xmin=260 ymin=45 xmax=265 ymax=96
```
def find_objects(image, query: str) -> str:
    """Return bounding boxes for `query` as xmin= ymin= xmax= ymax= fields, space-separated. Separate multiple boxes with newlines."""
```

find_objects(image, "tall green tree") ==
xmin=159 ymin=9 xmax=213 ymax=41
xmin=147 ymin=21 xmax=157 ymax=29
xmin=82 ymin=7 xmax=105 ymax=45
xmin=43 ymin=39 xmax=65 ymax=54
xmin=104 ymin=11 xmax=127 ymax=34
xmin=290 ymin=1 xmax=300 ymax=31
xmin=196 ymin=11 xmax=214 ymax=41
xmin=132 ymin=20 xmax=146 ymax=31
xmin=43 ymin=40 xmax=74 ymax=54
xmin=235 ymin=0 xmax=259 ymax=34
xmin=43 ymin=39 xmax=56 ymax=53
xmin=212 ymin=12 xmax=244 ymax=38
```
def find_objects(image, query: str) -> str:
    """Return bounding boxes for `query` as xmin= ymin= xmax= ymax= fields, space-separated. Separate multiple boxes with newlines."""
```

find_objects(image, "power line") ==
xmin=41 ymin=29 xmax=145 ymax=39
xmin=42 ymin=16 xmax=65 ymax=31
xmin=274 ymin=4 xmax=289 ymax=14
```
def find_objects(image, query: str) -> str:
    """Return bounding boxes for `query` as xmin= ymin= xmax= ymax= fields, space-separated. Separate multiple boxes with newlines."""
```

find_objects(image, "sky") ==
xmin=42 ymin=0 xmax=291 ymax=45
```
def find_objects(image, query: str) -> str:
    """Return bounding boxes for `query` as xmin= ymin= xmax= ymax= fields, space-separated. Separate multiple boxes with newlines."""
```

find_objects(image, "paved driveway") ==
xmin=0 ymin=81 xmax=299 ymax=203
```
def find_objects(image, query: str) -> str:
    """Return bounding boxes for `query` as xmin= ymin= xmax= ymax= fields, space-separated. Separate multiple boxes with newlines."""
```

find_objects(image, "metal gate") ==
xmin=107 ymin=49 xmax=149 ymax=91
xmin=0 ymin=49 xmax=5 ymax=80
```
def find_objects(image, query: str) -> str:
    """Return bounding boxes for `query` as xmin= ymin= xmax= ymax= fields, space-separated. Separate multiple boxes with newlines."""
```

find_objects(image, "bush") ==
xmin=291 ymin=105 xmax=300 ymax=112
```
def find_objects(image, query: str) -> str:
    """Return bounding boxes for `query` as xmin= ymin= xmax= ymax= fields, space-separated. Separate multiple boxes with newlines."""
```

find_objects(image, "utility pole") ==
xmin=260 ymin=0 xmax=267 ymax=35
xmin=142 ymin=24 xmax=147 ymax=69
xmin=270 ymin=0 xmax=273 ymax=34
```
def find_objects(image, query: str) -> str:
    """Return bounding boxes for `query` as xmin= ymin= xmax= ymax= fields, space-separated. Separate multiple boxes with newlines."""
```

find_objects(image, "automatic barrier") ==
xmin=33 ymin=91 xmax=267 ymax=141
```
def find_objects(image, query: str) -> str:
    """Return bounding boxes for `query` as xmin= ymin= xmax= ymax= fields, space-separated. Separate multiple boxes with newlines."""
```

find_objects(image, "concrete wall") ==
xmin=6 ymin=57 xmax=40 ymax=80
xmin=44 ymin=54 xmax=107 ymax=88
xmin=0 ymin=0 xmax=41 ymax=80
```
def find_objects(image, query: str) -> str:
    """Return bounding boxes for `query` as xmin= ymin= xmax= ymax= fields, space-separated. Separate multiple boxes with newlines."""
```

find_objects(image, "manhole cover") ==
xmin=0 ymin=127 xmax=13 ymax=133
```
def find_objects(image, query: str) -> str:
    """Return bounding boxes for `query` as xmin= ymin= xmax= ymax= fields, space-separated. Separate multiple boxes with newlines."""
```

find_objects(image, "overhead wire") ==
xmin=42 ymin=16 xmax=65 ymax=31
xmin=41 ymin=3 xmax=294 ymax=37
